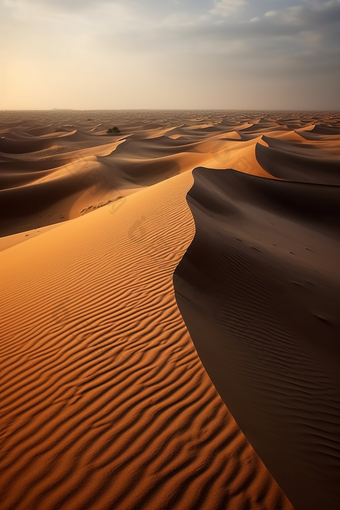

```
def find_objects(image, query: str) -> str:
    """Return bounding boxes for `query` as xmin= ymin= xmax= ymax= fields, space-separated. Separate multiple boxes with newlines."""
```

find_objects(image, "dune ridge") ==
xmin=1 ymin=110 xmax=339 ymax=241
xmin=0 ymin=169 xmax=293 ymax=510
xmin=1 ymin=109 xmax=340 ymax=509
xmin=174 ymin=143 xmax=340 ymax=508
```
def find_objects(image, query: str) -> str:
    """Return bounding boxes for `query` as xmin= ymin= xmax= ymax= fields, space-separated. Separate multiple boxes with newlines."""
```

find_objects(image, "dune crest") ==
xmin=175 ymin=156 xmax=340 ymax=509
xmin=2 ymin=109 xmax=340 ymax=509
xmin=0 ymin=170 xmax=293 ymax=510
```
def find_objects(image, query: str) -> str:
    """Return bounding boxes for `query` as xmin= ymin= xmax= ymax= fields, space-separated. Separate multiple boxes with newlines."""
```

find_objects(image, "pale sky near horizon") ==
xmin=1 ymin=0 xmax=339 ymax=110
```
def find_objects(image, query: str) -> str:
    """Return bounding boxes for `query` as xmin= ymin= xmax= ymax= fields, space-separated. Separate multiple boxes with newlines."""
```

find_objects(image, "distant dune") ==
xmin=1 ymin=109 xmax=339 ymax=509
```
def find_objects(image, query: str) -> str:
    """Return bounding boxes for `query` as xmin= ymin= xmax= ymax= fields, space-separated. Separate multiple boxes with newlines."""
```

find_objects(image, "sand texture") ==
xmin=1 ymin=109 xmax=339 ymax=509
xmin=174 ymin=114 xmax=340 ymax=510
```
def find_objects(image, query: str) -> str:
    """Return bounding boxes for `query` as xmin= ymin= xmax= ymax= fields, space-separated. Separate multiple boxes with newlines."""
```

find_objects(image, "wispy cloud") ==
xmin=210 ymin=0 xmax=248 ymax=17
xmin=1 ymin=0 xmax=339 ymax=109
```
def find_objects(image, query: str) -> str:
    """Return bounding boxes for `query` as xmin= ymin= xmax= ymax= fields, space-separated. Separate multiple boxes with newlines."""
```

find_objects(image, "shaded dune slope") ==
xmin=174 ymin=167 xmax=340 ymax=510
xmin=256 ymin=142 xmax=340 ymax=184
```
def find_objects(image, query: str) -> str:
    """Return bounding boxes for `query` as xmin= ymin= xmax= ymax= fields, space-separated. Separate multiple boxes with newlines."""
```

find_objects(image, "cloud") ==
xmin=3 ymin=0 xmax=94 ymax=13
xmin=1 ymin=0 xmax=339 ymax=109
xmin=254 ymin=0 xmax=340 ymax=33
xmin=2 ymin=0 xmax=207 ymax=20
xmin=210 ymin=0 xmax=248 ymax=17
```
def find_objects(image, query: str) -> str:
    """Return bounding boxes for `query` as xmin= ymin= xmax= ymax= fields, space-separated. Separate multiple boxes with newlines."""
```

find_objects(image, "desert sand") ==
xmin=0 ymin=109 xmax=339 ymax=509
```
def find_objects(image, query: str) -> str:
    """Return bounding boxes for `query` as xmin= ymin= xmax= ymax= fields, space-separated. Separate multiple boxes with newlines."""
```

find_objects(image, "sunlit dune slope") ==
xmin=0 ymin=167 xmax=293 ymax=510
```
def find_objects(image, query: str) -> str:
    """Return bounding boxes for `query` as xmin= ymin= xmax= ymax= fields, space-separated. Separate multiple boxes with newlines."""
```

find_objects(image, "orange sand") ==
xmin=2 ymin=109 xmax=339 ymax=509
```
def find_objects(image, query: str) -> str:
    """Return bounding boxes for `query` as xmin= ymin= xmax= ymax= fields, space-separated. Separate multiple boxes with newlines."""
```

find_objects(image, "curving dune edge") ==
xmin=1 ymin=109 xmax=340 ymax=509
xmin=174 ymin=136 xmax=340 ymax=509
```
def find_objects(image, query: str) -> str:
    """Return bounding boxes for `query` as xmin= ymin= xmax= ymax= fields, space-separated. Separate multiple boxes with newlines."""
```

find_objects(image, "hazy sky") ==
xmin=1 ymin=0 xmax=339 ymax=110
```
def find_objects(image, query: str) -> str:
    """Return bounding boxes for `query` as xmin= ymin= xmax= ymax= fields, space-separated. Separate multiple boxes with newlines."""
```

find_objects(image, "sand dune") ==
xmin=0 ymin=170 xmax=292 ymax=510
xmin=256 ymin=142 xmax=340 ymax=183
xmin=1 ymin=109 xmax=339 ymax=509
xmin=0 ymin=113 xmax=275 ymax=237
xmin=309 ymin=124 xmax=340 ymax=136
xmin=0 ymin=136 xmax=55 ymax=154
xmin=175 ymin=134 xmax=340 ymax=509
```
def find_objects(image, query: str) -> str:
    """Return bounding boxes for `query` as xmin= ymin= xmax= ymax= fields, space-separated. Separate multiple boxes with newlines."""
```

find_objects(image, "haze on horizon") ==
xmin=1 ymin=0 xmax=340 ymax=111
